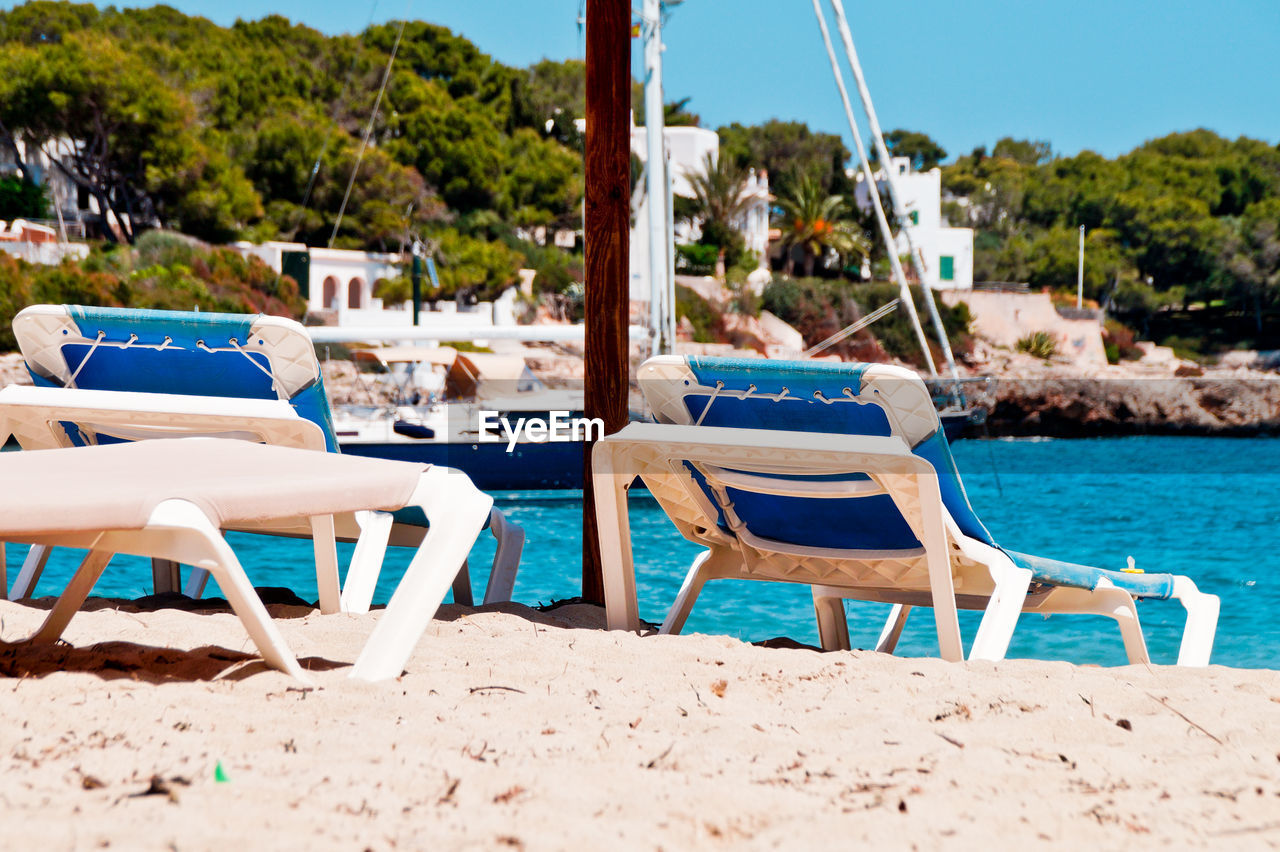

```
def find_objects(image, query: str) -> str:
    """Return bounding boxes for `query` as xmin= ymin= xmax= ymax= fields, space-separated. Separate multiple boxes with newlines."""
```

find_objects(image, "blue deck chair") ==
xmin=9 ymin=304 xmax=523 ymax=611
xmin=610 ymin=355 xmax=1218 ymax=665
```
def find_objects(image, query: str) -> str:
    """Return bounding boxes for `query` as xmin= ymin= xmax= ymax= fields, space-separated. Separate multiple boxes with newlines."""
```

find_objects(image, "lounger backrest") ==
xmin=638 ymin=355 xmax=997 ymax=552
xmin=13 ymin=304 xmax=339 ymax=452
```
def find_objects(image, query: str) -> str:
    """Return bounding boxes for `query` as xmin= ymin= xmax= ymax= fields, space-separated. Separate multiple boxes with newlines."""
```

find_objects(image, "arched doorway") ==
xmin=347 ymin=277 xmax=365 ymax=309
xmin=322 ymin=276 xmax=338 ymax=310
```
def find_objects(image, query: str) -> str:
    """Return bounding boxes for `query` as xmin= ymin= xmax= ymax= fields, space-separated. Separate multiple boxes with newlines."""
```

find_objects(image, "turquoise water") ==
xmin=6 ymin=436 xmax=1278 ymax=668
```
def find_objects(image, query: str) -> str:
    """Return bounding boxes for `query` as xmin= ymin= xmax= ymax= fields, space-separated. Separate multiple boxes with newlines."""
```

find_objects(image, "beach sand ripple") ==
xmin=0 ymin=597 xmax=1277 ymax=849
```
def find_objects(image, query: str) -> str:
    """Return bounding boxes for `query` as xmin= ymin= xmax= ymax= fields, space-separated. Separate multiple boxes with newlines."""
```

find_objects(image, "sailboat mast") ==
xmin=642 ymin=0 xmax=671 ymax=354
xmin=810 ymin=0 xmax=937 ymax=376
xmin=826 ymin=0 xmax=959 ymax=382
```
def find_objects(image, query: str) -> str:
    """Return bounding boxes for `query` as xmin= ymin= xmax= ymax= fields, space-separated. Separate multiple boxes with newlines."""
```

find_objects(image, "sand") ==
xmin=0 ymin=596 xmax=1277 ymax=850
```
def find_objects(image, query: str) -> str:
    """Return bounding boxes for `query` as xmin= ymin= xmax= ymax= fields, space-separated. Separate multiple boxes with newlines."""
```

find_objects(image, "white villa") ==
xmin=0 ymin=136 xmax=132 ymax=241
xmin=231 ymin=241 xmax=403 ymax=314
xmin=852 ymin=156 xmax=974 ymax=290
xmin=627 ymin=123 xmax=772 ymax=300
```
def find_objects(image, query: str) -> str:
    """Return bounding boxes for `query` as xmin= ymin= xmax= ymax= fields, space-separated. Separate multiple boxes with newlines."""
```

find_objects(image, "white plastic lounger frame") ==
xmin=592 ymin=423 xmax=967 ymax=660
xmin=0 ymin=384 xmax=521 ymax=610
xmin=7 ymin=498 xmax=315 ymax=681
xmin=610 ymin=356 xmax=1218 ymax=666
xmin=0 ymin=439 xmax=494 ymax=683
xmin=10 ymin=303 xmax=523 ymax=607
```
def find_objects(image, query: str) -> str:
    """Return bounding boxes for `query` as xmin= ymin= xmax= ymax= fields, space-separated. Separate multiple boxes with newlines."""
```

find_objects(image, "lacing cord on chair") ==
xmin=65 ymin=330 xmax=106 ymax=388
xmin=201 ymin=337 xmax=283 ymax=396
xmin=63 ymin=331 xmax=177 ymax=388
xmin=693 ymin=380 xmax=725 ymax=426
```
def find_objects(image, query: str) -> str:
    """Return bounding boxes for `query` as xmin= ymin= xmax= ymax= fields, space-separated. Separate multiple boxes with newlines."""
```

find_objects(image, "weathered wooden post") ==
xmin=582 ymin=0 xmax=631 ymax=604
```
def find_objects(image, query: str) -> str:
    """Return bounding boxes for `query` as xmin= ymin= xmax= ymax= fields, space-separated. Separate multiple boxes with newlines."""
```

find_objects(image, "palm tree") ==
xmin=775 ymin=173 xmax=869 ymax=276
xmin=686 ymin=152 xmax=753 ymax=276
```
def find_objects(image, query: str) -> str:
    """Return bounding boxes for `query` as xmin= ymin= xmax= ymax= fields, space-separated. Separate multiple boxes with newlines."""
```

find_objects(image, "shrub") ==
xmin=0 ymin=233 xmax=308 ymax=352
xmin=1160 ymin=335 xmax=1206 ymax=362
xmin=1103 ymin=318 xmax=1144 ymax=363
xmin=675 ymin=243 xmax=718 ymax=276
xmin=1016 ymin=331 xmax=1059 ymax=360
xmin=675 ymin=284 xmax=723 ymax=343
xmin=760 ymin=276 xmax=971 ymax=366
xmin=0 ymin=176 xmax=50 ymax=220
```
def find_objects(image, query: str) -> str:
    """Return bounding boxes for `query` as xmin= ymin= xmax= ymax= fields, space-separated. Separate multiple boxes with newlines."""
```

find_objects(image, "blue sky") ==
xmin=12 ymin=0 xmax=1280 ymax=161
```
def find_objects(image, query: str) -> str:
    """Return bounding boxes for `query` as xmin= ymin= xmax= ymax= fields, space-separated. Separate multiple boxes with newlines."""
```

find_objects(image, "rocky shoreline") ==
xmin=972 ymin=376 xmax=1280 ymax=437
xmin=959 ymin=348 xmax=1280 ymax=438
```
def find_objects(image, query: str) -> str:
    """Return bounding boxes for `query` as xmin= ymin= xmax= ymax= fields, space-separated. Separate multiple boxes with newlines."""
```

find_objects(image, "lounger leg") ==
xmin=1171 ymin=576 xmax=1219 ymax=667
xmin=309 ymin=514 xmax=341 ymax=615
xmin=1099 ymin=586 xmax=1149 ymax=665
xmin=351 ymin=468 xmax=492 ymax=682
xmin=1034 ymin=585 xmax=1151 ymax=665
xmin=151 ymin=558 xmax=181 ymax=595
xmin=451 ymin=562 xmax=474 ymax=607
xmin=340 ymin=510 xmax=394 ymax=615
xmin=591 ymin=445 xmax=642 ymax=632
xmin=482 ymin=508 xmax=523 ymax=605
xmin=811 ymin=586 xmax=853 ymax=651
xmin=183 ymin=567 xmax=211 ymax=599
xmin=144 ymin=500 xmax=311 ymax=681
xmin=969 ymin=563 xmax=1033 ymax=662
xmin=29 ymin=549 xmax=114 ymax=644
xmin=908 ymin=477 xmax=964 ymax=662
xmin=661 ymin=550 xmax=715 ymax=635
xmin=875 ymin=604 xmax=912 ymax=654
xmin=1 ymin=542 xmax=6 ymax=597
xmin=10 ymin=544 xmax=53 ymax=600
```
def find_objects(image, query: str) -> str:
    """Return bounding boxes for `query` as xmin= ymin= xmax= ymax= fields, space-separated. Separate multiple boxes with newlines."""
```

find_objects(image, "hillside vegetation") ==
xmin=939 ymin=132 xmax=1280 ymax=355
xmin=0 ymin=3 xmax=1277 ymax=361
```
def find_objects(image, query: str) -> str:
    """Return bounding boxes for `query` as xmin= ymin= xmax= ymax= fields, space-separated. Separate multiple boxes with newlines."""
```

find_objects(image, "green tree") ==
xmin=881 ymin=129 xmax=947 ymax=171
xmin=0 ymin=31 xmax=259 ymax=242
xmin=1220 ymin=198 xmax=1280 ymax=331
xmin=685 ymin=152 xmax=753 ymax=274
xmin=0 ymin=176 xmax=49 ymax=219
xmin=991 ymin=137 xmax=1053 ymax=166
xmin=774 ymin=172 xmax=869 ymax=277
xmin=717 ymin=120 xmax=852 ymax=198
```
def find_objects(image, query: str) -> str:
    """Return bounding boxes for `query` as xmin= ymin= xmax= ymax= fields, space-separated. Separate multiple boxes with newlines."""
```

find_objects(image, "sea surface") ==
xmin=6 ymin=436 xmax=1278 ymax=668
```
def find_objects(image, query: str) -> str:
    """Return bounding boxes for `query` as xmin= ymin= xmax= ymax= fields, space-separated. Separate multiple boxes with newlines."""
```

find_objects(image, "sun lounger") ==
xmin=0 ymin=438 xmax=493 ymax=682
xmin=10 ymin=304 xmax=523 ymax=609
xmin=592 ymin=355 xmax=1219 ymax=665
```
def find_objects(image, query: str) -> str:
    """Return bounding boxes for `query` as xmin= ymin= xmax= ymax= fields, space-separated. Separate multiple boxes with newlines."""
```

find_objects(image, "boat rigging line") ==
xmin=329 ymin=9 xmax=408 ymax=248
xmin=294 ymin=0 xmax=382 ymax=235
xmin=802 ymin=298 xmax=899 ymax=359
xmin=825 ymin=0 xmax=960 ymax=384
xmin=809 ymin=0 xmax=938 ymax=377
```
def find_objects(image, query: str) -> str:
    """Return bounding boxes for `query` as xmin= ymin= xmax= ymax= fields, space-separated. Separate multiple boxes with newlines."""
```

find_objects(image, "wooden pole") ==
xmin=582 ymin=0 xmax=630 ymax=604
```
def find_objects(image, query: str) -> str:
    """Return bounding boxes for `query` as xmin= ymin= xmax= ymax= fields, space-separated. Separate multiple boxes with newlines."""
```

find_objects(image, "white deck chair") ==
xmin=9 ymin=304 xmax=523 ymax=609
xmin=590 ymin=355 xmax=1219 ymax=666
xmin=0 ymin=438 xmax=493 ymax=683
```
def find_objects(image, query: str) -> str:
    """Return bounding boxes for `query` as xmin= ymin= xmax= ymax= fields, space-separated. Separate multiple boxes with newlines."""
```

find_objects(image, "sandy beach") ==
xmin=1 ymin=596 xmax=1276 ymax=850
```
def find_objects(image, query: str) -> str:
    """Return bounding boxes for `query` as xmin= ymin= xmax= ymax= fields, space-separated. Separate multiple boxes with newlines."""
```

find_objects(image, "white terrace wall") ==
xmin=941 ymin=289 xmax=1107 ymax=367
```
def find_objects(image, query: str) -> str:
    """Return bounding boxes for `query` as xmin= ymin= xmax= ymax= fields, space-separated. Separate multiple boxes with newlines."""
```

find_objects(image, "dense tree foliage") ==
xmin=717 ymin=120 xmax=854 ymax=199
xmin=774 ymin=173 xmax=867 ymax=277
xmin=880 ymin=129 xmax=947 ymax=172
xmin=943 ymin=129 xmax=1280 ymax=352
xmin=0 ymin=0 xmax=593 ymax=293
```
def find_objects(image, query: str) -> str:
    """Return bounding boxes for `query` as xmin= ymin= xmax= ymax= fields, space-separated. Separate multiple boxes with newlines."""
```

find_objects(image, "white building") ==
xmin=852 ymin=156 xmax=973 ymax=290
xmin=628 ymin=123 xmax=771 ymax=300
xmin=0 ymin=136 xmax=130 ymax=240
xmin=231 ymin=241 xmax=402 ymax=314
